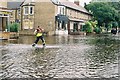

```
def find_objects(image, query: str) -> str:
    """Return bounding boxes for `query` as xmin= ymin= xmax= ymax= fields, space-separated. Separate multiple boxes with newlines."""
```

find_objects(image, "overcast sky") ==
xmin=7 ymin=0 xmax=92 ymax=7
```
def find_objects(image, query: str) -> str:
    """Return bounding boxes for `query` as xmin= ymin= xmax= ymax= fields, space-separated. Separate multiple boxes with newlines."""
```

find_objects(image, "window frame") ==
xmin=29 ymin=6 xmax=34 ymax=15
xmin=24 ymin=6 xmax=34 ymax=15
xmin=58 ymin=6 xmax=65 ymax=15
xmin=24 ymin=6 xmax=29 ymax=15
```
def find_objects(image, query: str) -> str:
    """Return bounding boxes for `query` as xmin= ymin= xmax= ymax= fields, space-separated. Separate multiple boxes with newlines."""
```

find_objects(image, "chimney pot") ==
xmin=74 ymin=0 xmax=79 ymax=6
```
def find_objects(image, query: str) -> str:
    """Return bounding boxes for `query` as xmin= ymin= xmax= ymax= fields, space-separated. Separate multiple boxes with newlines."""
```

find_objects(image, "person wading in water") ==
xmin=32 ymin=26 xmax=46 ymax=47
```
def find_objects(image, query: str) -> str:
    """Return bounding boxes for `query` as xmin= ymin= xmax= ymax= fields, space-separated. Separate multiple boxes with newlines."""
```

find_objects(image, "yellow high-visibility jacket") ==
xmin=36 ymin=33 xmax=42 ymax=37
xmin=34 ymin=30 xmax=42 ymax=37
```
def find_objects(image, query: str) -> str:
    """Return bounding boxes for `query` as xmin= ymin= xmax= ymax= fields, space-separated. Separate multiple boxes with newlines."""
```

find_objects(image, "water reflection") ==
xmin=87 ymin=34 xmax=119 ymax=64
xmin=1 ymin=35 xmax=87 ymax=45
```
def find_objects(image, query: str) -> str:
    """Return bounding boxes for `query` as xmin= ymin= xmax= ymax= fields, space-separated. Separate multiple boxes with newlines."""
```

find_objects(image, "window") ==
xmin=18 ymin=9 xmax=20 ymax=15
xmin=58 ymin=6 xmax=65 ymax=15
xmin=60 ymin=7 xmax=62 ymax=14
xmin=30 ymin=6 xmax=34 ymax=15
xmin=24 ymin=6 xmax=34 ymax=15
xmin=24 ymin=7 xmax=29 ymax=15
xmin=63 ymin=7 xmax=65 ymax=15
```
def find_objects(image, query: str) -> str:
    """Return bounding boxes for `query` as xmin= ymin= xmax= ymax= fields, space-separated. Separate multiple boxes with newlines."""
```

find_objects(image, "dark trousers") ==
xmin=34 ymin=36 xmax=45 ymax=44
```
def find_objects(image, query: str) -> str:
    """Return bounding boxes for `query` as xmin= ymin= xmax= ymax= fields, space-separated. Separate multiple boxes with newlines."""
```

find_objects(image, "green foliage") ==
xmin=85 ymin=2 xmax=119 ymax=27
xmin=90 ymin=20 xmax=97 ymax=28
xmin=112 ymin=21 xmax=118 ymax=28
xmin=83 ymin=21 xmax=102 ymax=34
xmin=94 ymin=27 xmax=101 ymax=34
xmin=8 ymin=23 xmax=20 ymax=32
xmin=118 ymin=21 xmax=120 ymax=28
xmin=105 ymin=22 xmax=112 ymax=31
xmin=83 ymin=21 xmax=93 ymax=33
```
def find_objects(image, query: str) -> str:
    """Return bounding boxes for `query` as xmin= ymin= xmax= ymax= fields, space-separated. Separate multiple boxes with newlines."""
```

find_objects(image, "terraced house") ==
xmin=20 ymin=0 xmax=91 ymax=35
xmin=7 ymin=2 xmax=22 ymax=24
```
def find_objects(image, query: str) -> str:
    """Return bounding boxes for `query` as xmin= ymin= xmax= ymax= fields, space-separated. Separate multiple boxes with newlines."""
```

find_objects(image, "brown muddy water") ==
xmin=0 ymin=34 xmax=120 ymax=79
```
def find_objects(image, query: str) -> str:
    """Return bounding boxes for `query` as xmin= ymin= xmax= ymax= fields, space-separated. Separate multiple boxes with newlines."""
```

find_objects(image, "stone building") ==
xmin=20 ymin=0 xmax=91 ymax=35
xmin=20 ymin=2 xmax=35 ymax=35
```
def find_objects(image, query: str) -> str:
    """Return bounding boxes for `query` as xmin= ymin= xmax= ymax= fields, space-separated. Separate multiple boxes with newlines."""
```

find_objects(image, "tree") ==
xmin=108 ymin=2 xmax=120 ymax=28
xmin=85 ymin=2 xmax=118 ymax=31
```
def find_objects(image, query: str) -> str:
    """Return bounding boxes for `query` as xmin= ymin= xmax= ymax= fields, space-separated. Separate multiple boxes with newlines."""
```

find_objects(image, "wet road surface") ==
xmin=0 ymin=34 xmax=120 ymax=79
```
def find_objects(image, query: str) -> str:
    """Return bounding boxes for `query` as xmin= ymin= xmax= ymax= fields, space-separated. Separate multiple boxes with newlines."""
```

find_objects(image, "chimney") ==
xmin=74 ymin=0 xmax=79 ymax=6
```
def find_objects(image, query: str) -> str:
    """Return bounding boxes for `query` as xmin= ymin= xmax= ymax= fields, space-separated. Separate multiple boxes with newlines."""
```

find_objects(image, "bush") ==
xmin=94 ymin=27 xmax=101 ymax=34
xmin=8 ymin=23 xmax=19 ymax=32
xmin=82 ymin=21 xmax=93 ymax=33
xmin=112 ymin=22 xmax=118 ymax=28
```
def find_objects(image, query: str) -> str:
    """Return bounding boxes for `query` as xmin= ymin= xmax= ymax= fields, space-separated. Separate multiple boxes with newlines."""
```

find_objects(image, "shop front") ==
xmin=55 ymin=14 xmax=69 ymax=35
xmin=0 ymin=10 xmax=11 ymax=39
xmin=0 ymin=11 xmax=10 ymax=32
xmin=68 ymin=18 xmax=85 ymax=35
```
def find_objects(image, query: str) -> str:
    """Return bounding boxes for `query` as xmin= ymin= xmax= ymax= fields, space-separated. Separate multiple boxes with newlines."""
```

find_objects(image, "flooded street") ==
xmin=0 ymin=34 xmax=120 ymax=79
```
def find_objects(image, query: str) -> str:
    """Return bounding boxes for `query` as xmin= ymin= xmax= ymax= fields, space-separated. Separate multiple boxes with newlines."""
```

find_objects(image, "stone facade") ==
xmin=10 ymin=9 xmax=21 ymax=23
xmin=34 ymin=2 xmax=56 ymax=35
xmin=21 ymin=3 xmax=34 ymax=30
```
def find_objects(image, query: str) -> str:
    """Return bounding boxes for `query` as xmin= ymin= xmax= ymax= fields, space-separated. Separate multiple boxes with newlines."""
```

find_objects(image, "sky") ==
xmin=69 ymin=0 xmax=92 ymax=6
xmin=7 ymin=0 xmax=92 ymax=7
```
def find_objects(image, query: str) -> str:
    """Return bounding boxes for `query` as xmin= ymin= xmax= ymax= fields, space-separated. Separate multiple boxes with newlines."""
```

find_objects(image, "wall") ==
xmin=0 ymin=2 xmax=7 ymax=8
xmin=34 ymin=1 xmax=56 ymax=35
xmin=10 ymin=10 xmax=16 ymax=23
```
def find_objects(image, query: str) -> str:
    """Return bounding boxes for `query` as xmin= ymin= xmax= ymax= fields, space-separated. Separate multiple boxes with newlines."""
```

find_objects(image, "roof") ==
xmin=20 ymin=0 xmax=90 ymax=14
xmin=61 ymin=2 xmax=89 ymax=13
xmin=59 ymin=0 xmax=89 ymax=14
xmin=20 ymin=0 xmax=35 ymax=6
xmin=51 ymin=0 xmax=89 ymax=14
xmin=7 ymin=2 xmax=23 ymax=9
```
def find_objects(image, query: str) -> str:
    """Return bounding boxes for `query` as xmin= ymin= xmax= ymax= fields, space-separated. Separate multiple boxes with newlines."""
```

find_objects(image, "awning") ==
xmin=0 ymin=10 xmax=12 ymax=14
xmin=56 ymin=14 xmax=69 ymax=23
xmin=1 ymin=11 xmax=10 ymax=14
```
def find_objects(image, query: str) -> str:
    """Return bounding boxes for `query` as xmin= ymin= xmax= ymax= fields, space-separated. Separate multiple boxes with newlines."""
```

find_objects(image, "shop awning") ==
xmin=56 ymin=14 xmax=69 ymax=23
xmin=0 ymin=9 xmax=12 ymax=14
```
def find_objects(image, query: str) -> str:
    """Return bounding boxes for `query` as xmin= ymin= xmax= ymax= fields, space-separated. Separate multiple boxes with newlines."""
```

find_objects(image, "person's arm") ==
xmin=34 ymin=30 xmax=37 ymax=35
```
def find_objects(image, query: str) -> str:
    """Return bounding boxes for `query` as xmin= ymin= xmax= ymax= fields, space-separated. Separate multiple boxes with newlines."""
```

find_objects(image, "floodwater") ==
xmin=0 ymin=33 xmax=120 ymax=79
